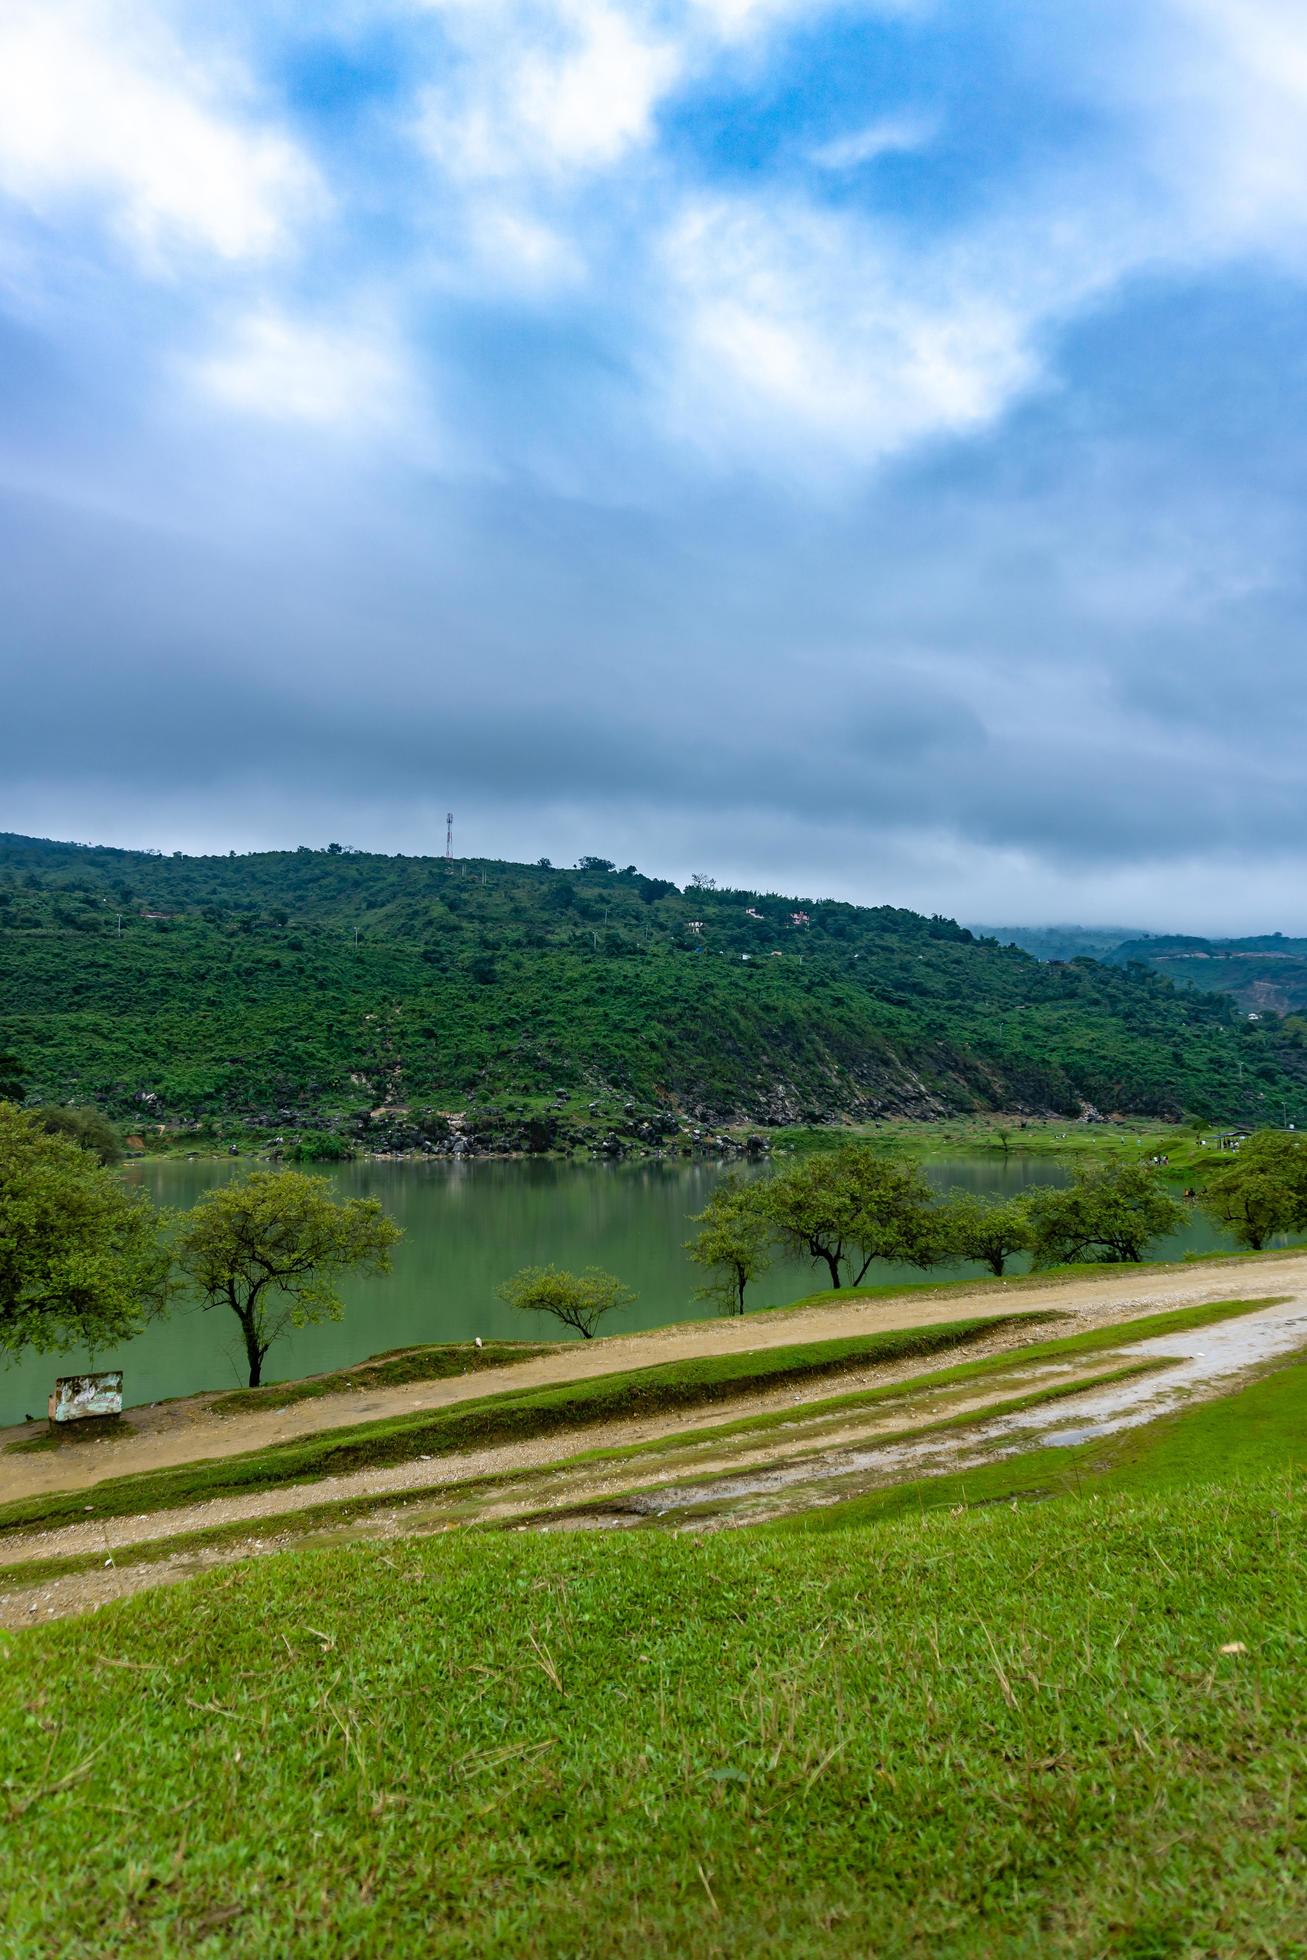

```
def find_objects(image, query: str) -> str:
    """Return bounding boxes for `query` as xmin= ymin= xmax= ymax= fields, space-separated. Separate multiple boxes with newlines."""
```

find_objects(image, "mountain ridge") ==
xmin=2 ymin=831 xmax=1304 ymax=1139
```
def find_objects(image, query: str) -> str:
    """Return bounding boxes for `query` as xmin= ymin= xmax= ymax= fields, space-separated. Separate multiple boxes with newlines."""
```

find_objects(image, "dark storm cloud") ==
xmin=7 ymin=422 xmax=1307 ymax=897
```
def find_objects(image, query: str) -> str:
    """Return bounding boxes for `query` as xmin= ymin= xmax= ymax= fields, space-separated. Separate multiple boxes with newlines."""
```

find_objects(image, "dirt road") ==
xmin=3 ymin=1250 xmax=1303 ymax=1507
xmin=2 ymin=1254 xmax=1303 ymax=1627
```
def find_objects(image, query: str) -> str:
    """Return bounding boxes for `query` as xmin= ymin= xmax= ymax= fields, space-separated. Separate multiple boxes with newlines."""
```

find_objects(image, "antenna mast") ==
xmin=445 ymin=812 xmax=454 ymax=861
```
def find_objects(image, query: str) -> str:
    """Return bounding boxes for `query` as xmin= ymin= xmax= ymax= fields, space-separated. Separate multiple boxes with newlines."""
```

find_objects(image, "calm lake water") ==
xmin=0 ymin=1156 xmax=1242 ymax=1427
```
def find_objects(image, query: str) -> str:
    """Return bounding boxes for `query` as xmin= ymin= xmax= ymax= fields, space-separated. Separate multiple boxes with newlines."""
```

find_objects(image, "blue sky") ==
xmin=3 ymin=0 xmax=1307 ymax=928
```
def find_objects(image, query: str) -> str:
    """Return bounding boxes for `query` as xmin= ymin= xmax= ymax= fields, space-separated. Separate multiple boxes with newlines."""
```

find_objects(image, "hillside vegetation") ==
xmin=986 ymin=921 xmax=1307 ymax=1024
xmin=1107 ymin=930 xmax=1307 ymax=1021
xmin=2 ymin=832 xmax=1304 ymax=1140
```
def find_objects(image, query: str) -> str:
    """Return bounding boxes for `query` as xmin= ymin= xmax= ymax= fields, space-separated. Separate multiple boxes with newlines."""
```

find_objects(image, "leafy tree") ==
xmin=686 ymin=1176 xmax=774 ymax=1314
xmin=0 ymin=1102 xmax=171 ymax=1357
xmin=174 ymin=1170 xmax=401 ymax=1387
xmin=0 ymin=1051 xmax=25 ymax=1103
xmin=284 ymin=1132 xmax=356 ymax=1164
xmin=497 ymin=1264 xmax=633 ymax=1338
xmin=1197 ymin=1131 xmax=1307 ymax=1249
xmin=29 ymin=1103 xmax=123 ymax=1166
xmin=1029 ymin=1163 xmax=1184 ymax=1265
xmin=941 ymin=1190 xmax=1034 ymax=1276
xmin=763 ymin=1147 xmax=941 ymax=1289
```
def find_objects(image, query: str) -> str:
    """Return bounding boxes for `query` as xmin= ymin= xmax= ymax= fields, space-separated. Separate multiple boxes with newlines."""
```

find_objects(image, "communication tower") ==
xmin=445 ymin=812 xmax=454 ymax=860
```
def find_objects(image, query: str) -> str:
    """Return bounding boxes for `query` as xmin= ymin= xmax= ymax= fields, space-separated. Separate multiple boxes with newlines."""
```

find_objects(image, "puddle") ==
xmin=536 ymin=1299 xmax=1307 ymax=1531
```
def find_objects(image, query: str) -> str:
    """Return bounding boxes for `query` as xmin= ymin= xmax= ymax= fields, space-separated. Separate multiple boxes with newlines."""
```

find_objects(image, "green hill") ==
xmin=1107 ymin=932 xmax=1307 ymax=1020
xmin=967 ymin=923 xmax=1143 ymax=963
xmin=2 ymin=832 xmax=1304 ymax=1143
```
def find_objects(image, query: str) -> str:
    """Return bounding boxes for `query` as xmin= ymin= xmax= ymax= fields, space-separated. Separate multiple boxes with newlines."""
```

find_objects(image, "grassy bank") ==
xmin=771 ymin=1115 xmax=1240 ymax=1182
xmin=0 ymin=1314 xmax=1041 ymax=1539
xmin=775 ymin=1336 xmax=1307 ymax=1536
xmin=1 ymin=1357 xmax=1164 ymax=1595
xmin=5 ymin=1343 xmax=557 ymax=1456
xmin=0 ymin=1299 xmax=1273 ymax=1591
xmin=207 ymin=1340 xmax=554 ymax=1414
xmin=2 ymin=1468 xmax=1302 ymax=1956
xmin=544 ymin=1296 xmax=1278 ymax=1475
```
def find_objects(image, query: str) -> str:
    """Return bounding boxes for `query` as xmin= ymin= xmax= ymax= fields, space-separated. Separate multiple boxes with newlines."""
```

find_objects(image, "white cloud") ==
xmin=649 ymin=0 xmax=1307 ymax=478
xmin=687 ymin=0 xmax=921 ymax=38
xmin=0 ymin=0 xmax=320 ymax=264
xmin=659 ymin=196 xmax=1053 ymax=470
xmin=188 ymin=311 xmax=408 ymax=430
xmin=417 ymin=0 xmax=680 ymax=181
xmin=465 ymin=204 xmax=584 ymax=285
xmin=1150 ymin=0 xmax=1307 ymax=253
xmin=808 ymin=111 xmax=939 ymax=172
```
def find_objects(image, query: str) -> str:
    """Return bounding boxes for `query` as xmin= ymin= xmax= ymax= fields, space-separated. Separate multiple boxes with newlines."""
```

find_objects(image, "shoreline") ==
xmin=126 ymin=1113 xmax=1221 ymax=1173
xmin=6 ymin=1241 xmax=1305 ymax=1496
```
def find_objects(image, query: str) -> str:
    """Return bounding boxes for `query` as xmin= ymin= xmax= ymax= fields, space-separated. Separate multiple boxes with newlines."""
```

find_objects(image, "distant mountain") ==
xmin=2 ymin=832 xmax=1305 ymax=1139
xmin=1105 ymin=934 xmax=1307 ymax=1019
xmin=968 ymin=925 xmax=1145 ymax=964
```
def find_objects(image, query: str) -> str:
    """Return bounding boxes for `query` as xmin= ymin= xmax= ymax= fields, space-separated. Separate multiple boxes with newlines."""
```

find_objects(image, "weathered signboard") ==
xmin=48 ymin=1371 xmax=123 ymax=1424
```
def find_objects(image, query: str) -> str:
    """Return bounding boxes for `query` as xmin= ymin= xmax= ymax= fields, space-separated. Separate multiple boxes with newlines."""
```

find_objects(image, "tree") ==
xmin=0 ymin=1052 xmax=25 ymax=1103
xmin=1029 ymin=1163 xmax=1184 ymax=1265
xmin=497 ymin=1265 xmax=633 ymax=1338
xmin=1197 ymin=1131 xmax=1307 ymax=1249
xmin=29 ymin=1104 xmax=123 ymax=1166
xmin=0 ymin=1102 xmax=171 ymax=1357
xmin=686 ymin=1176 xmax=774 ymax=1314
xmin=942 ymin=1190 xmax=1034 ymax=1276
xmin=174 ymin=1170 xmax=401 ymax=1387
xmin=762 ymin=1147 xmax=941 ymax=1290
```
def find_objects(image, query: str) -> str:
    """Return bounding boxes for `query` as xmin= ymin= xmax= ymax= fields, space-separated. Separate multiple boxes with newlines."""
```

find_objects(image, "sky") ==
xmin=3 ymin=1 xmax=1307 ymax=930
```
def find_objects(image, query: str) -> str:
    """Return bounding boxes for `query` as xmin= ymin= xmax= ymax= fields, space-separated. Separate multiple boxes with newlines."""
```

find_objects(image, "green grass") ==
xmin=773 ymin=1341 xmax=1307 ymax=1537
xmin=207 ymin=1340 xmax=554 ymax=1413
xmin=2 ymin=1470 xmax=1303 ymax=1956
xmin=559 ymin=1295 xmax=1283 ymax=1472
xmin=0 ymin=1314 xmax=1042 ymax=1540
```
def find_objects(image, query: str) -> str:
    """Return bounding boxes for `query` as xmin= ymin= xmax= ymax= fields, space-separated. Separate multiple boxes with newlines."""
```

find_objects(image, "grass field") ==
xmin=2 ymin=1299 xmax=1304 ymax=1954
xmin=1 ymin=1461 xmax=1302 ymax=1954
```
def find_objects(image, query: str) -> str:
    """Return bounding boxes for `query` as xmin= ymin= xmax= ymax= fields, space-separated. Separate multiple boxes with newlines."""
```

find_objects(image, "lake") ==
xmin=0 ymin=1155 xmax=1241 ymax=1426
